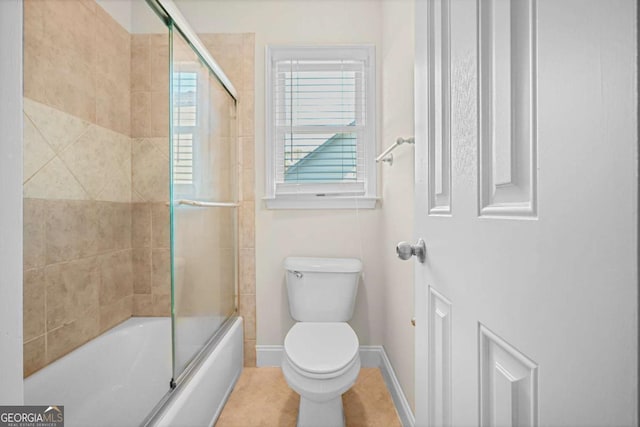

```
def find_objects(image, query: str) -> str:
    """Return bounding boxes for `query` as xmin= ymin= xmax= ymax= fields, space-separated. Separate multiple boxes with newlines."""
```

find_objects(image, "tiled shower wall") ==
xmin=23 ymin=0 xmax=256 ymax=375
xmin=129 ymin=33 xmax=172 ymax=316
xmin=200 ymin=34 xmax=256 ymax=367
xmin=22 ymin=1 xmax=134 ymax=376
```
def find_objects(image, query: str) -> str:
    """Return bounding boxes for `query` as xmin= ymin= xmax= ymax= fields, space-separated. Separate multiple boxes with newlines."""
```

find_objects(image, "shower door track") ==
xmin=144 ymin=0 xmax=238 ymax=101
xmin=140 ymin=314 xmax=240 ymax=427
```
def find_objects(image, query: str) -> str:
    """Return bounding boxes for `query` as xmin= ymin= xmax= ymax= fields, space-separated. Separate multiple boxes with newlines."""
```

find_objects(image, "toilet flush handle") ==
xmin=294 ymin=271 xmax=303 ymax=279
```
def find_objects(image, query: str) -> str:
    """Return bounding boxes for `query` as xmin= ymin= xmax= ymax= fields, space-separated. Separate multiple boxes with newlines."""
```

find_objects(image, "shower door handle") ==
xmin=396 ymin=239 xmax=426 ymax=263
xmin=176 ymin=199 xmax=239 ymax=208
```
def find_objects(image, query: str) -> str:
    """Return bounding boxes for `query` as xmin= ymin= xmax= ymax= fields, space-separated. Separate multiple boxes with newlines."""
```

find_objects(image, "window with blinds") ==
xmin=172 ymin=71 xmax=197 ymax=186
xmin=266 ymin=46 xmax=376 ymax=208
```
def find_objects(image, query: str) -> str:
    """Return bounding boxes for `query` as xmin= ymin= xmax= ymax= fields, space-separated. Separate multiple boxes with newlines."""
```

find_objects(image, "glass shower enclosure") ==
xmin=21 ymin=0 xmax=240 ymax=423
xmin=169 ymin=23 xmax=238 ymax=383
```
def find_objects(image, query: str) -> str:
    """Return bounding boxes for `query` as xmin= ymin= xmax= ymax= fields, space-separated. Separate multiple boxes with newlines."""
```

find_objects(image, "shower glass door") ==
xmin=170 ymin=25 xmax=238 ymax=380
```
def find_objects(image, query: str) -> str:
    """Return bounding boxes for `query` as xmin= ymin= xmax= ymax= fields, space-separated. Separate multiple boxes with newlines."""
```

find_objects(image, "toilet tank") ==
xmin=284 ymin=257 xmax=362 ymax=322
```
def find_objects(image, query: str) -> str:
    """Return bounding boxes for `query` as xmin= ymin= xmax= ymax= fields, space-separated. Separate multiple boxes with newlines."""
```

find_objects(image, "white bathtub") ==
xmin=24 ymin=317 xmax=244 ymax=427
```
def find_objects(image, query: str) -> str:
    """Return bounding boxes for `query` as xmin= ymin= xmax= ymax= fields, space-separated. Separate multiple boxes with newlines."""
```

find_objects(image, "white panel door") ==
xmin=413 ymin=1 xmax=637 ymax=426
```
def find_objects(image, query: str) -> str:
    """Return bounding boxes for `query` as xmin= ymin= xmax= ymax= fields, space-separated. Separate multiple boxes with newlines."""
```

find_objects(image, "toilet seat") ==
xmin=284 ymin=322 xmax=359 ymax=379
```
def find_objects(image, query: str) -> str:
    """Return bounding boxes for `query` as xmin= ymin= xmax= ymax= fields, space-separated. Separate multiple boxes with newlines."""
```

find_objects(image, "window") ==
xmin=265 ymin=45 xmax=377 ymax=209
xmin=173 ymin=71 xmax=198 ymax=187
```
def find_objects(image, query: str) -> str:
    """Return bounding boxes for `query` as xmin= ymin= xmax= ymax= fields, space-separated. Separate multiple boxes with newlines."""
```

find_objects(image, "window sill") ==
xmin=263 ymin=196 xmax=378 ymax=210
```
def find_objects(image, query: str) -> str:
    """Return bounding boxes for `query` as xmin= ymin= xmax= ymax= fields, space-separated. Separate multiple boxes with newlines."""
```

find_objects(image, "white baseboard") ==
xmin=256 ymin=344 xmax=414 ymax=427
xmin=256 ymin=344 xmax=385 ymax=368
xmin=255 ymin=345 xmax=283 ymax=367
xmin=357 ymin=345 xmax=384 ymax=367
xmin=377 ymin=346 xmax=416 ymax=427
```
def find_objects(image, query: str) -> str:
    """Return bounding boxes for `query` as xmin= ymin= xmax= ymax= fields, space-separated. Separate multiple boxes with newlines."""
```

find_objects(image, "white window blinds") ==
xmin=173 ymin=71 xmax=197 ymax=186
xmin=267 ymin=46 xmax=376 ymax=199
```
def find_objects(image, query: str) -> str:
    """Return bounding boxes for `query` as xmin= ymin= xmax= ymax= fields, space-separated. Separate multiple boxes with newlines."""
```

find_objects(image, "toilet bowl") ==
xmin=283 ymin=323 xmax=360 ymax=426
xmin=282 ymin=257 xmax=362 ymax=427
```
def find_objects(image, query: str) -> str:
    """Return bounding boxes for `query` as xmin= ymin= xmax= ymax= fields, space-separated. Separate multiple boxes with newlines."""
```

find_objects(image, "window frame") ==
xmin=265 ymin=45 xmax=378 ymax=209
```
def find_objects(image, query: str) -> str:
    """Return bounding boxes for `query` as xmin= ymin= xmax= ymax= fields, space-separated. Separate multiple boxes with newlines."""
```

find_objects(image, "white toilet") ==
xmin=282 ymin=257 xmax=362 ymax=427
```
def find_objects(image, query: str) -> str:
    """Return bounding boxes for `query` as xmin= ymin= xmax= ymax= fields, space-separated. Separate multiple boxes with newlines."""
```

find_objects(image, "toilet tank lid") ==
xmin=284 ymin=257 xmax=362 ymax=273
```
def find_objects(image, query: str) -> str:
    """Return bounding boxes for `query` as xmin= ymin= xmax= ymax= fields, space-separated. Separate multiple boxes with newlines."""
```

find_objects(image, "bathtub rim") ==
xmin=140 ymin=314 xmax=242 ymax=426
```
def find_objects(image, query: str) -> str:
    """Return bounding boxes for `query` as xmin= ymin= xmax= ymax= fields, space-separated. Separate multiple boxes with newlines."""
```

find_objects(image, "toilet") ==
xmin=282 ymin=257 xmax=362 ymax=427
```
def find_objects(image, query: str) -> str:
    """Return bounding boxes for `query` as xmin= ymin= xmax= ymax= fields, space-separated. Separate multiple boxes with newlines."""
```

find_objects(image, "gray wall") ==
xmin=0 ymin=0 xmax=24 ymax=404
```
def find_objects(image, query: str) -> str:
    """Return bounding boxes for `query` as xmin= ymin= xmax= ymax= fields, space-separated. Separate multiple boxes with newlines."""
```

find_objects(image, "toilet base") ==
xmin=297 ymin=395 xmax=344 ymax=427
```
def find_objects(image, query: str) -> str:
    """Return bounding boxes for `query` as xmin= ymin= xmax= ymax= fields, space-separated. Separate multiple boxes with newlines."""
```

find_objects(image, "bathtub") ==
xmin=24 ymin=316 xmax=244 ymax=427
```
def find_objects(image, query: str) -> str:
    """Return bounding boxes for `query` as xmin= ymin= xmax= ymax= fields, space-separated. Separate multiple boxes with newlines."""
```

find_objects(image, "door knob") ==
xmin=396 ymin=238 xmax=426 ymax=263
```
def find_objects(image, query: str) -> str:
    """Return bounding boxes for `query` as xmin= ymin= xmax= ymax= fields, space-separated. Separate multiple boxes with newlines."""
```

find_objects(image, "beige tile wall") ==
xmin=130 ymin=34 xmax=170 ymax=139
xmin=24 ymin=0 xmax=131 ymax=136
xmin=126 ymin=33 xmax=256 ymax=325
xmin=23 ymin=0 xmax=132 ymax=204
xmin=22 ymin=0 xmax=134 ymax=377
xmin=130 ymin=32 xmax=256 ymax=363
xmin=130 ymin=203 xmax=171 ymax=316
xmin=129 ymin=33 xmax=171 ymax=317
xmin=22 ymin=0 xmax=256 ymax=375
xmin=23 ymin=99 xmax=132 ymax=203
xmin=201 ymin=33 xmax=256 ymax=367
xmin=23 ymin=198 xmax=133 ymax=376
xmin=24 ymin=0 xmax=97 ymax=124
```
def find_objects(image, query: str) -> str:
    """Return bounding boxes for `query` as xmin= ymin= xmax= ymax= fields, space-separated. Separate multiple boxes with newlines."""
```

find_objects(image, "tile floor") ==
xmin=216 ymin=367 xmax=402 ymax=427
